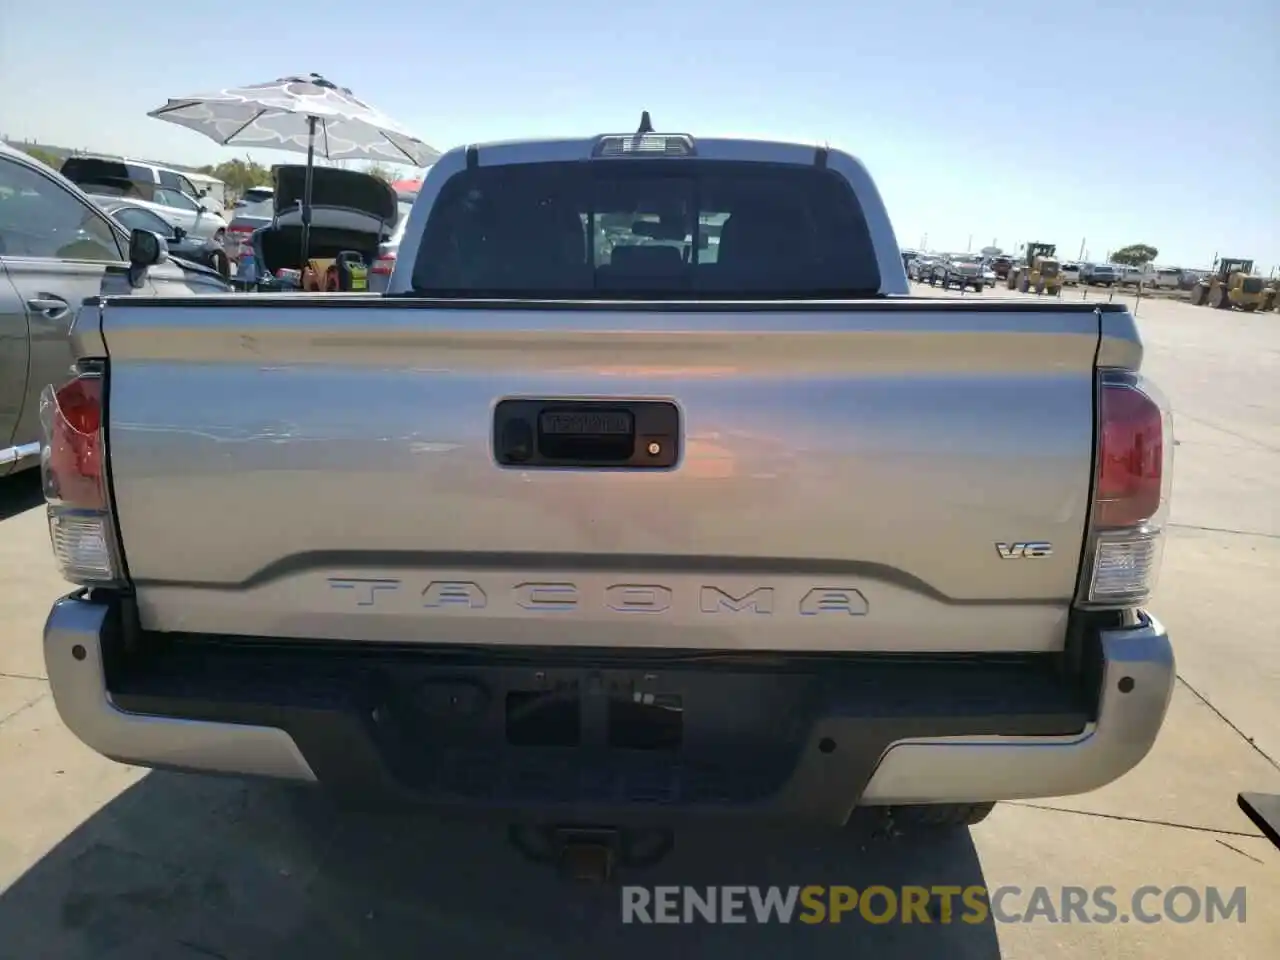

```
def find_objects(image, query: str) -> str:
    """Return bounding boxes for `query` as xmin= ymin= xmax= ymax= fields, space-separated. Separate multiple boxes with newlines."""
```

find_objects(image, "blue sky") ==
xmin=2 ymin=0 xmax=1276 ymax=270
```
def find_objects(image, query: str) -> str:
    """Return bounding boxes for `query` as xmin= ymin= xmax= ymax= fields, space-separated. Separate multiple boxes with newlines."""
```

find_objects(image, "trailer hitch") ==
xmin=507 ymin=824 xmax=675 ymax=883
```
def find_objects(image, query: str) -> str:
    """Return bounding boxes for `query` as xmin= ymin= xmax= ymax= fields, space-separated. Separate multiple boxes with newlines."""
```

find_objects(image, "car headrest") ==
xmin=608 ymin=243 xmax=684 ymax=273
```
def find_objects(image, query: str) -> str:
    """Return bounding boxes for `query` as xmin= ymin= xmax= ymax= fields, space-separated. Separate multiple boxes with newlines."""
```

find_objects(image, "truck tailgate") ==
xmin=100 ymin=298 xmax=1101 ymax=653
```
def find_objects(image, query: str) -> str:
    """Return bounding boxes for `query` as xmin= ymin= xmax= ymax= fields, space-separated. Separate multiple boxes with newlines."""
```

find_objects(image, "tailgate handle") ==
xmin=493 ymin=399 xmax=679 ymax=469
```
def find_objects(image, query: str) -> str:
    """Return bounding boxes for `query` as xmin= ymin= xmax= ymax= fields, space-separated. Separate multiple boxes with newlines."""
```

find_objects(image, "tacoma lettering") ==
xmin=328 ymin=577 xmax=866 ymax=616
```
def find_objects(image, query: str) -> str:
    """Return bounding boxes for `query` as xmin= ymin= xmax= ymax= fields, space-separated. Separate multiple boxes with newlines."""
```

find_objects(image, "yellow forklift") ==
xmin=1006 ymin=242 xmax=1063 ymax=295
xmin=1188 ymin=258 xmax=1269 ymax=311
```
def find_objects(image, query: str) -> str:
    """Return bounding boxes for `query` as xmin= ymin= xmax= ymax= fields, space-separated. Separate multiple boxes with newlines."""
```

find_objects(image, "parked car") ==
xmin=1061 ymin=262 xmax=1082 ymax=285
xmin=937 ymin=255 xmax=986 ymax=291
xmin=988 ymin=255 xmax=1014 ymax=281
xmin=224 ymin=198 xmax=274 ymax=265
xmin=368 ymin=196 xmax=418 ymax=293
xmin=246 ymin=165 xmax=400 ymax=290
xmin=1116 ymin=266 xmax=1144 ymax=287
xmin=1178 ymin=269 xmax=1210 ymax=290
xmin=908 ymin=255 xmax=937 ymax=281
xmin=95 ymin=198 xmax=231 ymax=278
xmin=183 ymin=171 xmax=229 ymax=217
xmin=37 ymin=128 xmax=1175 ymax=836
xmin=60 ymin=155 xmax=204 ymax=207
xmin=0 ymin=142 xmax=229 ymax=475
xmin=1081 ymin=263 xmax=1119 ymax=287
xmin=233 ymin=185 xmax=275 ymax=210
xmin=1119 ymin=266 xmax=1180 ymax=290
xmin=83 ymin=186 xmax=226 ymax=244
xmin=59 ymin=157 xmax=227 ymax=243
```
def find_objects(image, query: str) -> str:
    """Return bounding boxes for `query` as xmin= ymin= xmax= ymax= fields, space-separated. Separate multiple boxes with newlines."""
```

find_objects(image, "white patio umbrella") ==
xmin=147 ymin=73 xmax=438 ymax=262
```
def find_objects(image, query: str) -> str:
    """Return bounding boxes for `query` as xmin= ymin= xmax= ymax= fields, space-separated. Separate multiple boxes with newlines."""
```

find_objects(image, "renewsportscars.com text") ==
xmin=620 ymin=885 xmax=1248 ymax=925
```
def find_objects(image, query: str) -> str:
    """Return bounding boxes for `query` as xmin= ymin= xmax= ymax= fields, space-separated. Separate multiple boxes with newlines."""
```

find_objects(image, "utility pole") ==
xmin=967 ymin=234 xmax=973 ymax=252
xmin=1078 ymin=237 xmax=1086 ymax=260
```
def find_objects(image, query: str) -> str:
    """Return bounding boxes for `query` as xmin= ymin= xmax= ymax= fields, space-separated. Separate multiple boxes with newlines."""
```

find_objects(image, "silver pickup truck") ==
xmin=39 ymin=125 xmax=1175 ymax=832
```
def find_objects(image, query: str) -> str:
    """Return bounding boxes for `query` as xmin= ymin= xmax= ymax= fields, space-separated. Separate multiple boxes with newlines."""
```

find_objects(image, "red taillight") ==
xmin=371 ymin=252 xmax=396 ymax=276
xmin=40 ymin=371 xmax=122 ymax=585
xmin=1095 ymin=382 xmax=1163 ymax=529
xmin=1080 ymin=374 xmax=1171 ymax=609
xmin=42 ymin=375 xmax=106 ymax=510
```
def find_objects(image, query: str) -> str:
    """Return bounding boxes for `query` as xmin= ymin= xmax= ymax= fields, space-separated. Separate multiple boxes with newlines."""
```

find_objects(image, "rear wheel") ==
xmin=1189 ymin=284 xmax=1207 ymax=306
xmin=854 ymin=803 xmax=997 ymax=831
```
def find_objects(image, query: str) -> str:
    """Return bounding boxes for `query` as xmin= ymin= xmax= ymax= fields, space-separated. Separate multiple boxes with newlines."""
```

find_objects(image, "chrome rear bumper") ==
xmin=860 ymin=613 xmax=1174 ymax=804
xmin=43 ymin=594 xmax=315 ymax=782
xmin=44 ymin=593 xmax=1173 ymax=813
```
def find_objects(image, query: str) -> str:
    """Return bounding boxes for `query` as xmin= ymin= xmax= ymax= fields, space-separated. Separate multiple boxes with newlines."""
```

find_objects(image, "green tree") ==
xmin=364 ymin=162 xmax=394 ymax=182
xmin=208 ymin=158 xmax=273 ymax=196
xmin=20 ymin=146 xmax=61 ymax=169
xmin=1111 ymin=243 xmax=1159 ymax=266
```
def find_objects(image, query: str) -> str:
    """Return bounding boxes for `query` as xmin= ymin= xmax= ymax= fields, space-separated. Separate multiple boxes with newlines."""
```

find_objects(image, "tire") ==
xmin=1018 ymin=275 xmax=1030 ymax=293
xmin=1189 ymin=285 xmax=1206 ymax=306
xmin=1209 ymin=286 xmax=1229 ymax=309
xmin=974 ymin=284 xmax=984 ymax=292
xmin=855 ymin=803 xmax=997 ymax=831
xmin=897 ymin=803 xmax=996 ymax=828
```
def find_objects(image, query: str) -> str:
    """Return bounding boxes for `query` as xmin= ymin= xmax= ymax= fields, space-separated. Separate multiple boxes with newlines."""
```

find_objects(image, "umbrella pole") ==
xmin=300 ymin=115 xmax=317 ymax=272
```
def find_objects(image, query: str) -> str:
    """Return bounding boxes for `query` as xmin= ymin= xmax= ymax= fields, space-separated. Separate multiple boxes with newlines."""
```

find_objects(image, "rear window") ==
xmin=410 ymin=160 xmax=881 ymax=298
xmin=62 ymin=157 xmax=152 ymax=184
xmin=234 ymin=199 xmax=274 ymax=220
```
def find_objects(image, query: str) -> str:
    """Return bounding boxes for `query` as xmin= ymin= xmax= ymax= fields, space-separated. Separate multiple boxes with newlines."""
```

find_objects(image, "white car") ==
xmin=82 ymin=188 xmax=227 ymax=243
xmin=1145 ymin=267 xmax=1183 ymax=290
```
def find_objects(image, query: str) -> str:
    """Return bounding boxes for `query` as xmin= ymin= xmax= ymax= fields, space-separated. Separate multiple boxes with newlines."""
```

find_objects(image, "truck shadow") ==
xmin=0 ymin=770 xmax=1003 ymax=959
xmin=0 ymin=470 xmax=43 ymax=523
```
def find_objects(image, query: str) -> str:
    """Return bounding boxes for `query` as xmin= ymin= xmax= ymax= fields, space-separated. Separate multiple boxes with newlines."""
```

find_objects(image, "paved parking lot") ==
xmin=1 ymin=283 xmax=1276 ymax=958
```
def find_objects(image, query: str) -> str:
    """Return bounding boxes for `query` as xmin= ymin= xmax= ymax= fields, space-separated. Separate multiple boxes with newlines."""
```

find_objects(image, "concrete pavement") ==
xmin=0 ymin=284 xmax=1276 ymax=958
